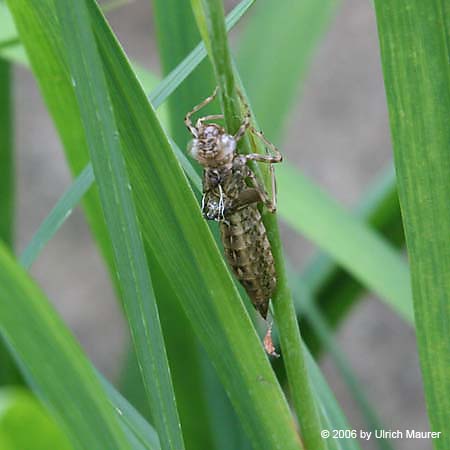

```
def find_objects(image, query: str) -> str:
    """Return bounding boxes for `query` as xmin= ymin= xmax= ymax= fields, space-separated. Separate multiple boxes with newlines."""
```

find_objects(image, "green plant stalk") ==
xmin=190 ymin=2 xmax=325 ymax=449
xmin=190 ymin=0 xmax=240 ymax=133
xmin=54 ymin=1 xmax=185 ymax=450
xmin=151 ymin=0 xmax=216 ymax=150
xmin=374 ymin=1 xmax=450 ymax=445
xmin=294 ymin=283 xmax=394 ymax=450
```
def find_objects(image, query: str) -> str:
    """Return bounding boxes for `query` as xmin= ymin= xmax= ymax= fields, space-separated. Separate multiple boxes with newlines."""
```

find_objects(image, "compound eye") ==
xmin=187 ymin=139 xmax=199 ymax=159
xmin=205 ymin=126 xmax=218 ymax=138
xmin=220 ymin=134 xmax=236 ymax=155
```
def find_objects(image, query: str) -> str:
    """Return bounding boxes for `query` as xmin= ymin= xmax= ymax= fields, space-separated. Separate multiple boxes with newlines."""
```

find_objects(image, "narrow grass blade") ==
xmin=190 ymin=2 xmax=325 ymax=449
xmin=304 ymin=346 xmax=361 ymax=450
xmin=87 ymin=0 xmax=302 ymax=447
xmin=53 ymin=2 xmax=185 ymax=450
xmin=299 ymin=164 xmax=404 ymax=353
xmin=278 ymin=163 xmax=413 ymax=323
xmin=150 ymin=2 xmax=244 ymax=448
xmin=237 ymin=0 xmax=339 ymax=143
xmin=151 ymin=0 xmax=216 ymax=149
xmin=6 ymin=0 xmax=122 ymax=299
xmin=0 ymin=58 xmax=23 ymax=387
xmin=0 ymin=387 xmax=73 ymax=450
xmin=0 ymin=244 xmax=131 ymax=450
xmin=150 ymin=0 xmax=254 ymax=110
xmin=291 ymin=277 xmax=393 ymax=450
xmin=20 ymin=165 xmax=94 ymax=269
xmin=374 ymin=1 xmax=450 ymax=443
xmin=99 ymin=375 xmax=161 ymax=450
xmin=0 ymin=60 xmax=13 ymax=249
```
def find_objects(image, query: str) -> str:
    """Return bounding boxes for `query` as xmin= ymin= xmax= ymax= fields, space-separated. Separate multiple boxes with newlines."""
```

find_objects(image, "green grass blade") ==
xmin=304 ymin=347 xmax=361 ymax=450
xmin=20 ymin=165 xmax=94 ymax=269
xmin=53 ymin=2 xmax=185 ymax=450
xmin=151 ymin=0 xmax=216 ymax=149
xmin=305 ymin=306 xmax=393 ymax=450
xmin=278 ymin=163 xmax=413 ymax=323
xmin=374 ymin=1 xmax=450 ymax=443
xmin=150 ymin=0 xmax=254 ymax=110
xmin=87 ymin=1 xmax=302 ymax=447
xmin=146 ymin=2 xmax=216 ymax=447
xmin=150 ymin=2 xmax=246 ymax=447
xmin=190 ymin=2 xmax=325 ymax=450
xmin=291 ymin=279 xmax=393 ymax=450
xmin=299 ymin=164 xmax=404 ymax=353
xmin=7 ymin=0 xmax=122 ymax=298
xmin=237 ymin=0 xmax=339 ymax=143
xmin=0 ymin=58 xmax=22 ymax=387
xmin=99 ymin=375 xmax=161 ymax=450
xmin=0 ymin=244 xmax=131 ymax=450
xmin=0 ymin=59 xmax=13 ymax=250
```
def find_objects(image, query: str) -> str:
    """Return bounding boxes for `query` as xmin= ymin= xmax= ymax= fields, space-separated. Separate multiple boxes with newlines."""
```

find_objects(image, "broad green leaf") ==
xmin=0 ymin=387 xmax=73 ymax=450
xmin=190 ymin=2 xmax=325 ymax=449
xmin=277 ymin=163 xmax=413 ymax=323
xmin=237 ymin=0 xmax=339 ymax=143
xmin=374 ymin=1 xmax=450 ymax=444
xmin=0 ymin=243 xmax=131 ymax=450
xmin=53 ymin=2 xmax=185 ymax=450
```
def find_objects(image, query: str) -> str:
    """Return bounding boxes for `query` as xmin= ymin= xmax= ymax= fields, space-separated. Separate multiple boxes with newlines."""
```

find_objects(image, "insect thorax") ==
xmin=201 ymin=156 xmax=248 ymax=221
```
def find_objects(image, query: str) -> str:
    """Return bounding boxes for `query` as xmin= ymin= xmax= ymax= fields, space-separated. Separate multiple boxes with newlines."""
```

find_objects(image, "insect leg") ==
xmin=196 ymin=114 xmax=224 ymax=128
xmin=234 ymin=90 xmax=251 ymax=141
xmin=245 ymin=167 xmax=277 ymax=213
xmin=247 ymin=127 xmax=283 ymax=163
xmin=184 ymin=86 xmax=219 ymax=137
xmin=218 ymin=184 xmax=225 ymax=221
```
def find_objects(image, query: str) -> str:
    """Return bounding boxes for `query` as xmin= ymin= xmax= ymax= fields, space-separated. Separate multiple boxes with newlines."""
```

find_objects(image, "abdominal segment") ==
xmin=220 ymin=205 xmax=276 ymax=319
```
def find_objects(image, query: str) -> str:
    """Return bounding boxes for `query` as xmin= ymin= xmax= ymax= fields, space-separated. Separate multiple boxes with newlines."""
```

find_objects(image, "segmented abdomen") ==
xmin=220 ymin=205 xmax=276 ymax=319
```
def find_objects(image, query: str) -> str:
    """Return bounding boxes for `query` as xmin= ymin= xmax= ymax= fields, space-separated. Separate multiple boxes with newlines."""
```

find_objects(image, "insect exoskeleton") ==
xmin=188 ymin=124 xmax=236 ymax=168
xmin=185 ymin=87 xmax=282 ymax=355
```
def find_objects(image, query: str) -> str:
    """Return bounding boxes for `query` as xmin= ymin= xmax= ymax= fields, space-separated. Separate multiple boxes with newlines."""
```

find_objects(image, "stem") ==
xmin=190 ymin=1 xmax=325 ymax=449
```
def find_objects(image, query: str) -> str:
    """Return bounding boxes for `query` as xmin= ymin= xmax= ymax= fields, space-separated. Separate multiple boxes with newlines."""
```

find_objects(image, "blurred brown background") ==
xmin=14 ymin=1 xmax=427 ymax=449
